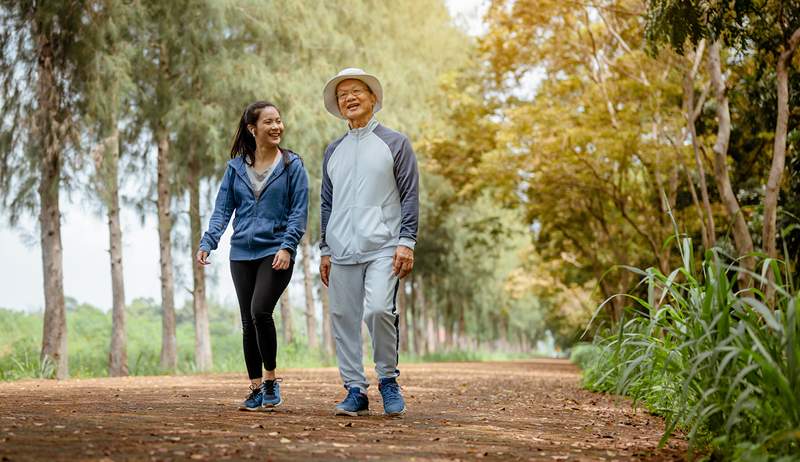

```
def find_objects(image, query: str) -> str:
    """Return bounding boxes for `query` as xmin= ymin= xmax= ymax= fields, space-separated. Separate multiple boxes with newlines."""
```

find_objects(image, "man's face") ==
xmin=336 ymin=79 xmax=377 ymax=122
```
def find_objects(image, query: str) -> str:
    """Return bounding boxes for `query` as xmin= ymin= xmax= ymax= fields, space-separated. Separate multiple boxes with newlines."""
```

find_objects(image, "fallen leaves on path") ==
xmin=0 ymin=360 xmax=686 ymax=461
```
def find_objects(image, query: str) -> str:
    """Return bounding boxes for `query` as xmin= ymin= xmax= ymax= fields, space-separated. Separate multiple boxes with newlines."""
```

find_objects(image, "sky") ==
xmin=0 ymin=1 xmax=490 ymax=313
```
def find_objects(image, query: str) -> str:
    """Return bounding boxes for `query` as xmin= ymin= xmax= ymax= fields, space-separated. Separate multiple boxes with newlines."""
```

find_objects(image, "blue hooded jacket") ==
xmin=199 ymin=150 xmax=308 ymax=261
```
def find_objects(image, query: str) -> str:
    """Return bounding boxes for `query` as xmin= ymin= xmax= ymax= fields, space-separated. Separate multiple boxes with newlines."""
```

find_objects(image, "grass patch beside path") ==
xmin=570 ymin=238 xmax=800 ymax=461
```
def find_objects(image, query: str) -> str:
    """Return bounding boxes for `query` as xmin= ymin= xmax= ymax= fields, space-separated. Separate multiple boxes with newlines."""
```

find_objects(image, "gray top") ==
xmin=320 ymin=117 xmax=419 ymax=265
xmin=246 ymin=152 xmax=281 ymax=199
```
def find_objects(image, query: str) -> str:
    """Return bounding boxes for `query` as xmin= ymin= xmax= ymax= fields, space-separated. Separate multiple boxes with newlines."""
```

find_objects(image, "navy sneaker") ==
xmin=239 ymin=385 xmax=263 ymax=411
xmin=261 ymin=379 xmax=283 ymax=409
xmin=379 ymin=377 xmax=406 ymax=416
xmin=334 ymin=387 xmax=369 ymax=416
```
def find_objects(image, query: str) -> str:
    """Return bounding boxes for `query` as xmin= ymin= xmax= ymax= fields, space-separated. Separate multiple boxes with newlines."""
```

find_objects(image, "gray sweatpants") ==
xmin=329 ymin=256 xmax=399 ymax=391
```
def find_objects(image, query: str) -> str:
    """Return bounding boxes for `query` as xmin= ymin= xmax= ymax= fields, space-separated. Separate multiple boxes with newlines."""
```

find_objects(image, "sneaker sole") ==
xmin=384 ymin=407 xmax=406 ymax=417
xmin=334 ymin=408 xmax=370 ymax=417
xmin=261 ymin=398 xmax=283 ymax=410
xmin=239 ymin=405 xmax=264 ymax=412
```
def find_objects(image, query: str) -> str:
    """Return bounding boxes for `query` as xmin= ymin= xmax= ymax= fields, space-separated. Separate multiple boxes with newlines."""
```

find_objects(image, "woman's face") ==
xmin=249 ymin=106 xmax=283 ymax=148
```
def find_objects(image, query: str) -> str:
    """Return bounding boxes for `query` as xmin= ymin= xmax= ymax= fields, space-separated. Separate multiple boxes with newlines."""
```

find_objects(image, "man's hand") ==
xmin=392 ymin=246 xmax=414 ymax=279
xmin=272 ymin=249 xmax=292 ymax=271
xmin=320 ymin=255 xmax=331 ymax=287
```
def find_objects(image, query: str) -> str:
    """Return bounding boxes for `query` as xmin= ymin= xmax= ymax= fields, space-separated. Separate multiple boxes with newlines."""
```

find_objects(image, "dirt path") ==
xmin=0 ymin=360 xmax=685 ymax=461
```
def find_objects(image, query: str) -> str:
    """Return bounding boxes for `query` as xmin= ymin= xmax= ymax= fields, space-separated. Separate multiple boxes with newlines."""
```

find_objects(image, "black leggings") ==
xmin=230 ymin=255 xmax=294 ymax=380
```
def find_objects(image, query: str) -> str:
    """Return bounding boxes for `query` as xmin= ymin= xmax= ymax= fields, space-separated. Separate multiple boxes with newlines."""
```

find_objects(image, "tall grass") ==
xmin=575 ymin=234 xmax=800 ymax=460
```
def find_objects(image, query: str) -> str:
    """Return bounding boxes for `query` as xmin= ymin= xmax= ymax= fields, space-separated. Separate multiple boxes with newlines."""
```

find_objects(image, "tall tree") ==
xmin=133 ymin=0 xmax=221 ymax=370
xmin=187 ymin=142 xmax=212 ymax=370
xmin=301 ymin=235 xmax=318 ymax=349
xmin=646 ymin=0 xmax=800 ymax=262
xmin=0 ymin=1 xmax=91 ymax=379
xmin=77 ymin=0 xmax=138 ymax=377
xmin=764 ymin=26 xmax=800 ymax=260
xmin=680 ymin=40 xmax=716 ymax=249
xmin=706 ymin=41 xmax=755 ymax=270
xmin=280 ymin=291 xmax=294 ymax=345
xmin=169 ymin=1 xmax=236 ymax=372
xmin=475 ymin=0 xmax=689 ymax=320
xmin=318 ymin=281 xmax=334 ymax=355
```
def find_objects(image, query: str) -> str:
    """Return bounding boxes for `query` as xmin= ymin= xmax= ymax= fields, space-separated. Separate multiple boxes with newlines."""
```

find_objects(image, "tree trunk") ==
xmin=764 ymin=28 xmax=800 ymax=260
xmin=318 ymin=280 xmax=334 ymax=355
xmin=708 ymin=41 xmax=755 ymax=273
xmin=600 ymin=278 xmax=624 ymax=323
xmin=188 ymin=145 xmax=212 ymax=371
xmin=280 ymin=290 xmax=294 ymax=344
xmin=36 ymin=29 xmax=68 ymax=380
xmin=409 ymin=278 xmax=421 ymax=355
xmin=414 ymin=275 xmax=429 ymax=355
xmin=426 ymin=307 xmax=437 ymax=353
xmin=102 ymin=128 xmax=128 ymax=377
xmin=681 ymin=161 xmax=709 ymax=249
xmin=682 ymin=49 xmax=716 ymax=248
xmin=397 ymin=279 xmax=409 ymax=354
xmin=301 ymin=235 xmax=318 ymax=349
xmin=156 ymin=124 xmax=177 ymax=371
xmin=458 ymin=310 xmax=468 ymax=349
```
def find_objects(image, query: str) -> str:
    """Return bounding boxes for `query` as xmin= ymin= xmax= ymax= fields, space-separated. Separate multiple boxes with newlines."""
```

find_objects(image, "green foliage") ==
xmin=0 ymin=308 xmax=47 ymax=380
xmin=645 ymin=0 xmax=707 ymax=54
xmin=0 ymin=1 xmax=88 ymax=222
xmin=578 ymin=234 xmax=800 ymax=459
xmin=0 ymin=299 xmax=539 ymax=380
xmin=0 ymin=300 xmax=338 ymax=380
xmin=569 ymin=343 xmax=601 ymax=370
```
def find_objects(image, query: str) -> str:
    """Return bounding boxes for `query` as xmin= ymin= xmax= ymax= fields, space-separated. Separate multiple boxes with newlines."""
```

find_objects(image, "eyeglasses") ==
xmin=337 ymin=88 xmax=368 ymax=101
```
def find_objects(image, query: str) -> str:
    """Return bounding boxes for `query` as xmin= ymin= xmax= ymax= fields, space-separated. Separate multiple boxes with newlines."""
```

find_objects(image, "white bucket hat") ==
xmin=323 ymin=67 xmax=383 ymax=120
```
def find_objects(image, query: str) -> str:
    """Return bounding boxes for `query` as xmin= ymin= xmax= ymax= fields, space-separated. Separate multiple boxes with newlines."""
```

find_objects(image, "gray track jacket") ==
xmin=320 ymin=117 xmax=419 ymax=265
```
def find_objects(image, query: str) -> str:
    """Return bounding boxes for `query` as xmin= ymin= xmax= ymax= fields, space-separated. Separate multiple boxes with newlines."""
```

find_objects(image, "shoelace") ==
xmin=262 ymin=378 xmax=282 ymax=396
xmin=245 ymin=385 xmax=260 ymax=401
xmin=345 ymin=388 xmax=364 ymax=404
xmin=381 ymin=382 xmax=401 ymax=400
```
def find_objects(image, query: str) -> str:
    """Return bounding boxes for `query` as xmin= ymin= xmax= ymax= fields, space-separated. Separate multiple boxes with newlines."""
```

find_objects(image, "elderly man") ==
xmin=319 ymin=68 xmax=419 ymax=417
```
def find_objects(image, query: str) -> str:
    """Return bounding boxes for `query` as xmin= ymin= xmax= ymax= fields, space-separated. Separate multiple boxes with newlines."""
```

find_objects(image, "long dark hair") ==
xmin=230 ymin=101 xmax=281 ymax=166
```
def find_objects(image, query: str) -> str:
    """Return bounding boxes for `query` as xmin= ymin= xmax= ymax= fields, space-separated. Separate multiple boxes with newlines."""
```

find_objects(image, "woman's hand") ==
xmin=196 ymin=249 xmax=210 ymax=266
xmin=272 ymin=249 xmax=292 ymax=270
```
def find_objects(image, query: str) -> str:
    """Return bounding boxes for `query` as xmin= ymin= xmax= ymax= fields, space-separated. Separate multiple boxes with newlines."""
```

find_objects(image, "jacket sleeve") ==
xmin=280 ymin=159 xmax=309 ymax=256
xmin=199 ymin=165 xmax=236 ymax=253
xmin=394 ymin=136 xmax=419 ymax=249
xmin=319 ymin=145 xmax=333 ymax=257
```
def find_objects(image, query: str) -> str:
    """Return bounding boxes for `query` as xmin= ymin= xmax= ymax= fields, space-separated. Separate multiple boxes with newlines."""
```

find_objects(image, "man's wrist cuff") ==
xmin=320 ymin=243 xmax=331 ymax=256
xmin=399 ymin=237 xmax=416 ymax=250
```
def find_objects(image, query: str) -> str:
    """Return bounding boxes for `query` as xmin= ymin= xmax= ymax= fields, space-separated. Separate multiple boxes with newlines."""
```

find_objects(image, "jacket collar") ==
xmin=347 ymin=117 xmax=379 ymax=139
xmin=231 ymin=150 xmax=295 ymax=193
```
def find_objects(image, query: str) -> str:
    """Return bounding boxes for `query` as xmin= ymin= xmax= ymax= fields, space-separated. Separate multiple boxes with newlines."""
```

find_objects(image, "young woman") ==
xmin=196 ymin=101 xmax=308 ymax=411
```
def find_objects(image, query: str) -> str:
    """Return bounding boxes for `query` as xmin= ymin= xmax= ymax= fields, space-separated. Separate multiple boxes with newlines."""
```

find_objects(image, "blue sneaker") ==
xmin=261 ymin=379 xmax=283 ymax=409
xmin=334 ymin=387 xmax=369 ymax=416
xmin=379 ymin=377 xmax=406 ymax=416
xmin=239 ymin=385 xmax=263 ymax=411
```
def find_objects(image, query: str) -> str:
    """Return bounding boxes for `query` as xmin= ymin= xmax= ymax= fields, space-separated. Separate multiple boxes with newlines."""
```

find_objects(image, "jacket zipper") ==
xmin=352 ymin=135 xmax=359 ymax=262
xmin=247 ymin=157 xmax=288 ymax=249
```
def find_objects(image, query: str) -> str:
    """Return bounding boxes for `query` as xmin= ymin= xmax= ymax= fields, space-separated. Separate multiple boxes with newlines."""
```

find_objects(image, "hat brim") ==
xmin=323 ymin=74 xmax=383 ymax=120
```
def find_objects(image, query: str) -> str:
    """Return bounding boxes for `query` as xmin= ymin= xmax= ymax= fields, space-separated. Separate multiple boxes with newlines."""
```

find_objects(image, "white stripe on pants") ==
xmin=329 ymin=256 xmax=399 ymax=391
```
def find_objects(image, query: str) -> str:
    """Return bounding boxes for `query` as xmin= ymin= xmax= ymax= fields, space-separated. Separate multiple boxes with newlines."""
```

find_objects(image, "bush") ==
xmin=579 ymin=236 xmax=800 ymax=460
xmin=569 ymin=343 xmax=600 ymax=370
